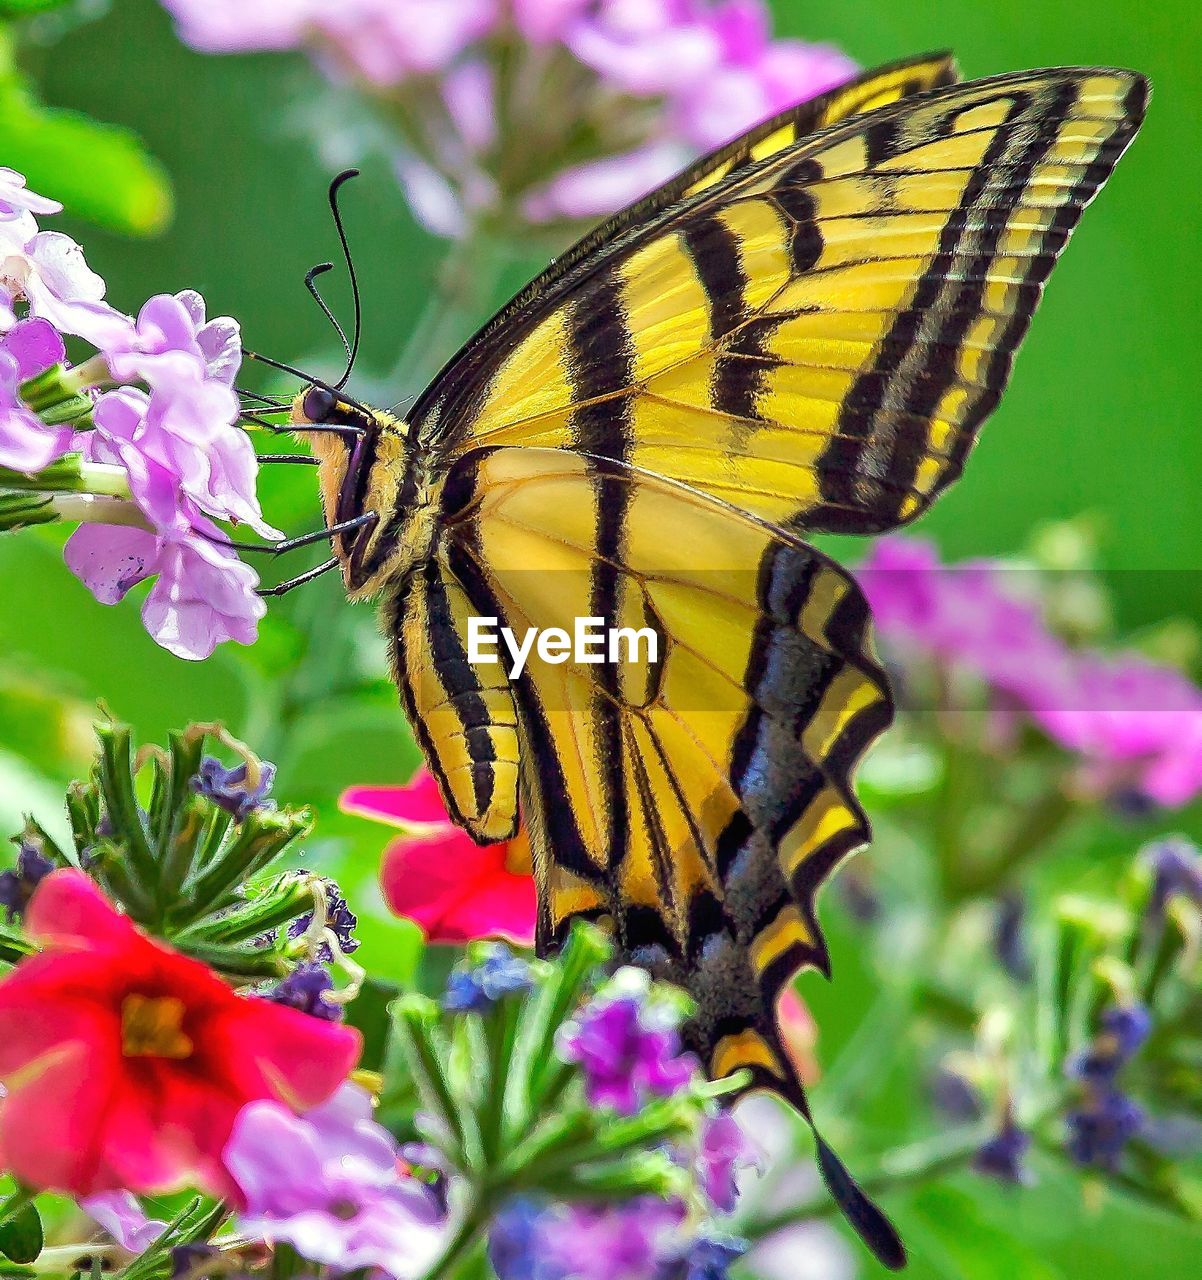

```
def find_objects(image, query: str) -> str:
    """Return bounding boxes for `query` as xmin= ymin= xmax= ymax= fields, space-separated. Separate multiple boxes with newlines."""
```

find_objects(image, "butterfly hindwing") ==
xmin=414 ymin=66 xmax=1145 ymax=539
xmin=435 ymin=446 xmax=891 ymax=1101
xmin=386 ymin=560 xmax=521 ymax=843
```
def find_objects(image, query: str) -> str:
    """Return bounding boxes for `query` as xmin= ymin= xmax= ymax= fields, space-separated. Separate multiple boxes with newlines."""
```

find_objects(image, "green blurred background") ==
xmin=1 ymin=0 xmax=1199 ymax=1274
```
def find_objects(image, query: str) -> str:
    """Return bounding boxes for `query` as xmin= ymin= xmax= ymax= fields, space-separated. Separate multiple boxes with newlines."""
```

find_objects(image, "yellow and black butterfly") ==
xmin=256 ymin=52 xmax=1147 ymax=1266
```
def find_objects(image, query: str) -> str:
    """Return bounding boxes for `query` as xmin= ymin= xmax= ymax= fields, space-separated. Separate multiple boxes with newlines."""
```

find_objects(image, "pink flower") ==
xmin=341 ymin=768 xmax=537 ymax=946
xmin=65 ymin=520 xmax=266 ymax=661
xmin=859 ymin=537 xmax=1202 ymax=809
xmin=512 ymin=0 xmax=591 ymax=43
xmin=565 ymin=0 xmax=723 ymax=97
xmin=163 ymin=0 xmax=499 ymax=81
xmin=0 ymin=871 xmax=360 ymax=1197
xmin=674 ymin=1 xmax=855 ymax=148
xmin=522 ymin=140 xmax=691 ymax=224
xmin=0 ymin=318 xmax=72 ymax=472
xmin=225 ymin=1083 xmax=446 ymax=1275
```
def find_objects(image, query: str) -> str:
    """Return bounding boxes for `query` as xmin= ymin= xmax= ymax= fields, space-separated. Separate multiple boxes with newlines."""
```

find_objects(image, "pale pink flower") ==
xmin=0 ymin=319 xmax=72 ymax=472
xmin=0 ymin=168 xmax=61 ymax=226
xmin=65 ymin=519 xmax=266 ymax=661
xmin=566 ymin=0 xmax=723 ymax=97
xmin=0 ymin=230 xmax=131 ymax=348
xmin=522 ymin=140 xmax=691 ymax=223
xmin=859 ymin=537 xmax=1202 ymax=810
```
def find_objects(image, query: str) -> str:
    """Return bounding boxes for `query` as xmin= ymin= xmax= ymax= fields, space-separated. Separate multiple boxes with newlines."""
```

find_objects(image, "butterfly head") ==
xmin=290 ymin=383 xmax=416 ymax=600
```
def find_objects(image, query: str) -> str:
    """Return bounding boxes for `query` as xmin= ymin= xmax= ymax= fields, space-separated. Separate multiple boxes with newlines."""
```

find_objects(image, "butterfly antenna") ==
xmin=304 ymin=261 xmax=353 ymax=373
xmin=327 ymin=168 xmax=362 ymax=390
xmin=239 ymin=348 xmax=374 ymax=416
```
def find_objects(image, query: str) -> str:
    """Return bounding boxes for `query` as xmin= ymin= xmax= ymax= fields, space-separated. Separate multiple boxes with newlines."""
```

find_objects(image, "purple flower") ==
xmin=972 ymin=1116 xmax=1032 ymax=1185
xmin=82 ymin=1190 xmax=169 ymax=1252
xmin=566 ymin=1 xmax=724 ymax=97
xmin=0 ymin=840 xmax=55 ymax=921
xmin=267 ymin=963 xmax=344 ymax=1022
xmin=105 ymin=291 xmax=241 ymax=393
xmin=289 ymin=880 xmax=360 ymax=957
xmin=443 ymin=943 xmax=535 ymax=1013
xmin=859 ymin=537 xmax=1202 ymax=809
xmin=666 ymin=1233 xmax=748 ymax=1280
xmin=490 ymin=1196 xmax=686 ymax=1280
xmin=512 ymin=0 xmax=591 ymax=43
xmin=193 ymin=755 xmax=276 ymax=820
xmin=1066 ymin=1089 xmax=1145 ymax=1169
xmin=557 ymin=971 xmax=696 ymax=1114
xmin=64 ymin=520 xmax=267 ymax=661
xmin=224 ymin=1083 xmax=446 ymax=1275
xmin=0 ymin=318 xmax=72 ymax=472
xmin=696 ymin=1111 xmax=754 ymax=1213
xmin=162 ymin=0 xmax=499 ymax=77
xmin=83 ymin=379 xmax=277 ymax=541
xmin=522 ymin=141 xmax=692 ymax=224
xmin=1069 ymin=1004 xmax=1152 ymax=1083
xmin=1144 ymin=837 xmax=1202 ymax=917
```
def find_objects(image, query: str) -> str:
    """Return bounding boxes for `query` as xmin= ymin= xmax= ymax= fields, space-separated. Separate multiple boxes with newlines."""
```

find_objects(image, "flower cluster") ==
xmin=558 ymin=967 xmax=697 ymax=1113
xmin=159 ymin=0 xmax=854 ymax=236
xmin=1065 ymin=1004 xmax=1151 ymax=1169
xmin=859 ymin=536 xmax=1202 ymax=809
xmin=0 ymin=167 xmax=273 ymax=660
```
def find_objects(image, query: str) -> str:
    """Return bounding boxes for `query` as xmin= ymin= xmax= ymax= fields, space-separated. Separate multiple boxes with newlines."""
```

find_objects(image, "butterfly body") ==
xmin=291 ymin=54 xmax=1147 ymax=1265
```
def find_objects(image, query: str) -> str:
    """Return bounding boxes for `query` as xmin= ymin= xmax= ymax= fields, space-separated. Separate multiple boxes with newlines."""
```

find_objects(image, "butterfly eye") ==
xmin=302 ymin=385 xmax=337 ymax=423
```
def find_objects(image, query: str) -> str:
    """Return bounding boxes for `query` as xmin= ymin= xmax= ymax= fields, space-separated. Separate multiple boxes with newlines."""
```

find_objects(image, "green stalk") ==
xmin=95 ymin=723 xmax=159 ymax=895
xmin=479 ymin=1000 xmax=522 ymax=1162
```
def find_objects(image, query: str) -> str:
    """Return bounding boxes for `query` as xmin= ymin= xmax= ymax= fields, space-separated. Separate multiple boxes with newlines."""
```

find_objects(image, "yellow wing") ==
xmin=413 ymin=65 xmax=1146 ymax=535
xmin=433 ymin=445 xmax=902 ymax=1263
xmin=436 ymin=448 xmax=888 ymax=1088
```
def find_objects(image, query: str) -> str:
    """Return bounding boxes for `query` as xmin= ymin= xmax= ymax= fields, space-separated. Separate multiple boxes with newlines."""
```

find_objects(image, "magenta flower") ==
xmin=557 ymin=970 xmax=696 ymax=1114
xmin=859 ymin=537 xmax=1202 ymax=809
xmin=0 ymin=318 xmax=72 ymax=472
xmin=225 ymin=1083 xmax=446 ymax=1276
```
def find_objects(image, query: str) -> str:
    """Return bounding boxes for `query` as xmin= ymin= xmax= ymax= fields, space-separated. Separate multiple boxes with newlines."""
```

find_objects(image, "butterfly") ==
xmin=269 ymin=51 xmax=1147 ymax=1266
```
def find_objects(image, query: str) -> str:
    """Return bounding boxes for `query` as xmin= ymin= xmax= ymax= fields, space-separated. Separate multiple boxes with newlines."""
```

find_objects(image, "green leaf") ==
xmin=0 ymin=1 xmax=74 ymax=15
xmin=0 ymin=1204 xmax=42 ymax=1266
xmin=903 ymin=1184 xmax=1062 ymax=1280
xmin=0 ymin=77 xmax=170 ymax=236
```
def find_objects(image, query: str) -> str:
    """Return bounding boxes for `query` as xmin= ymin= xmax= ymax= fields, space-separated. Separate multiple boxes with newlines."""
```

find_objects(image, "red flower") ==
xmin=342 ymin=769 xmax=537 ymax=947
xmin=0 ymin=871 xmax=360 ymax=1197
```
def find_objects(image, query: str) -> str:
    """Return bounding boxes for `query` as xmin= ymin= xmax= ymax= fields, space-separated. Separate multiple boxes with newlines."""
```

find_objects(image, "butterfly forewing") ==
xmin=416 ymin=67 xmax=1145 ymax=540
